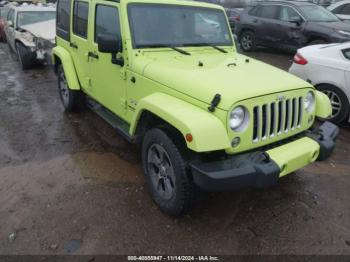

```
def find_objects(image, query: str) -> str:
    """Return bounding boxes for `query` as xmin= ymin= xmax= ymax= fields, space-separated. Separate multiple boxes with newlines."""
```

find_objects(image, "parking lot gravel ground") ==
xmin=0 ymin=43 xmax=349 ymax=255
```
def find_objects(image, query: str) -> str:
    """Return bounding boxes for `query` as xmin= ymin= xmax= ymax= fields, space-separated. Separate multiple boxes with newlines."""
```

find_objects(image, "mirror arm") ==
xmin=111 ymin=53 xmax=124 ymax=67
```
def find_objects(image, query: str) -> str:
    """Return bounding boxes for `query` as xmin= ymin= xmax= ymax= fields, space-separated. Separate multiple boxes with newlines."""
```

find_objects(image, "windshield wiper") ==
xmin=169 ymin=46 xmax=191 ymax=56
xmin=137 ymin=44 xmax=191 ymax=56
xmin=184 ymin=43 xmax=228 ymax=53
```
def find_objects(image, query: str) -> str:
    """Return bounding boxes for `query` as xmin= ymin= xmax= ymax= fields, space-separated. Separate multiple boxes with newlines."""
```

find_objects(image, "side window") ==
xmin=339 ymin=4 xmax=350 ymax=14
xmin=332 ymin=5 xmax=345 ymax=13
xmin=342 ymin=48 xmax=350 ymax=60
xmin=57 ymin=0 xmax=71 ymax=41
xmin=73 ymin=1 xmax=89 ymax=38
xmin=278 ymin=6 xmax=301 ymax=22
xmin=7 ymin=10 xmax=14 ymax=23
xmin=248 ymin=6 xmax=261 ymax=16
xmin=95 ymin=5 xmax=121 ymax=43
xmin=259 ymin=5 xmax=279 ymax=19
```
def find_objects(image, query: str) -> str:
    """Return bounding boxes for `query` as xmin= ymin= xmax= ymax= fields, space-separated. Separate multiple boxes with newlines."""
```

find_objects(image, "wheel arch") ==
xmin=307 ymin=35 xmax=329 ymax=44
xmin=52 ymin=46 xmax=81 ymax=90
xmin=316 ymin=82 xmax=350 ymax=107
xmin=130 ymin=93 xmax=231 ymax=153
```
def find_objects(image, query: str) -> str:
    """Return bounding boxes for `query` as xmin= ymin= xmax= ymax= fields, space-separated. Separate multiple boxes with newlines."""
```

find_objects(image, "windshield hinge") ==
xmin=208 ymin=94 xmax=221 ymax=113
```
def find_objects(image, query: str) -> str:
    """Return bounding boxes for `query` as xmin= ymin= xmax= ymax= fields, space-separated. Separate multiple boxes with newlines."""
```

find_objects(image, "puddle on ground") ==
xmin=0 ymin=152 xmax=144 ymax=196
xmin=71 ymin=152 xmax=143 ymax=184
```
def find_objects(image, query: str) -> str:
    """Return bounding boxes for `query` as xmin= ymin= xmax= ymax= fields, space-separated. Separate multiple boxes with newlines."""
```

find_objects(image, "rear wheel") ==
xmin=57 ymin=65 xmax=81 ymax=112
xmin=15 ymin=42 xmax=34 ymax=70
xmin=317 ymin=84 xmax=349 ymax=124
xmin=142 ymin=128 xmax=200 ymax=216
xmin=240 ymin=31 xmax=256 ymax=52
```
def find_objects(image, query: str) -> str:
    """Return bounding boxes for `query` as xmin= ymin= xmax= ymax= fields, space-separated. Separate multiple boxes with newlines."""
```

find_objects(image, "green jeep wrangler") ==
xmin=52 ymin=0 xmax=339 ymax=216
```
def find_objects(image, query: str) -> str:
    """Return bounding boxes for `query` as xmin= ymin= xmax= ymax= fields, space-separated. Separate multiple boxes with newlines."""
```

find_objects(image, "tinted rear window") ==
xmin=57 ymin=0 xmax=71 ymax=40
xmin=258 ymin=5 xmax=279 ymax=19
xmin=73 ymin=1 xmax=89 ymax=38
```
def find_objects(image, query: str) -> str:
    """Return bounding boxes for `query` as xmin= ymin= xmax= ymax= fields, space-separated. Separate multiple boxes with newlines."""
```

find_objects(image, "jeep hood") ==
xmin=139 ymin=51 xmax=311 ymax=110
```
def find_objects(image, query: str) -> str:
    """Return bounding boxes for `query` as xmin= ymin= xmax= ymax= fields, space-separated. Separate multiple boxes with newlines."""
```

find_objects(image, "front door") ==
xmin=88 ymin=2 xmax=127 ymax=118
xmin=254 ymin=5 xmax=280 ymax=47
xmin=276 ymin=6 xmax=305 ymax=50
xmin=69 ymin=0 xmax=90 ymax=88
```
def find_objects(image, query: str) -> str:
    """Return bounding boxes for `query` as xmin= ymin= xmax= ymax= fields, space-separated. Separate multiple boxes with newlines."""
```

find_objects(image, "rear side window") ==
xmin=278 ymin=6 xmax=302 ymax=21
xmin=95 ymin=5 xmax=121 ymax=43
xmin=248 ymin=6 xmax=260 ymax=16
xmin=336 ymin=4 xmax=350 ymax=14
xmin=342 ymin=48 xmax=350 ymax=60
xmin=73 ymin=1 xmax=89 ymax=38
xmin=57 ymin=0 xmax=71 ymax=41
xmin=258 ymin=5 xmax=279 ymax=19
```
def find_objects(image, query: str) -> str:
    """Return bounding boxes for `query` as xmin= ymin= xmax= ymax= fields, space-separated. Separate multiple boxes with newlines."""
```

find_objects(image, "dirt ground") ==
xmin=0 ymin=43 xmax=349 ymax=255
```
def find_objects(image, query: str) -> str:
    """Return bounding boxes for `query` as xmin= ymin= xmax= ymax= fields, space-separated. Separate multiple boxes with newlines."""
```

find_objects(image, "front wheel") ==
xmin=240 ymin=31 xmax=256 ymax=52
xmin=142 ymin=128 xmax=200 ymax=216
xmin=317 ymin=84 xmax=349 ymax=124
xmin=16 ymin=42 xmax=35 ymax=70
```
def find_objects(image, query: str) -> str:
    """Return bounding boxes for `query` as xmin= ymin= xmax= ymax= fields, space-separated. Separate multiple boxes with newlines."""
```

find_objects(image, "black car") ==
xmin=235 ymin=1 xmax=350 ymax=52
xmin=226 ymin=8 xmax=244 ymax=30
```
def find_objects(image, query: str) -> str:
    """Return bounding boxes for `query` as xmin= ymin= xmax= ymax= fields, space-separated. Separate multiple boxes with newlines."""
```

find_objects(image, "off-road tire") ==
xmin=15 ymin=42 xmax=35 ymax=70
xmin=317 ymin=84 xmax=349 ymax=124
xmin=57 ymin=65 xmax=81 ymax=112
xmin=142 ymin=128 xmax=200 ymax=216
xmin=240 ymin=30 xmax=256 ymax=52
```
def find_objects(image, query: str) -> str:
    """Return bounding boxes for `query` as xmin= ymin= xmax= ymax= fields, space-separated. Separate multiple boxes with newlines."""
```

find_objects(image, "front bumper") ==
xmin=190 ymin=122 xmax=339 ymax=192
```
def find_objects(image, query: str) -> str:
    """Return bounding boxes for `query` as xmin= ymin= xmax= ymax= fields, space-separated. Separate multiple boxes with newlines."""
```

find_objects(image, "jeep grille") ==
xmin=252 ymin=97 xmax=303 ymax=143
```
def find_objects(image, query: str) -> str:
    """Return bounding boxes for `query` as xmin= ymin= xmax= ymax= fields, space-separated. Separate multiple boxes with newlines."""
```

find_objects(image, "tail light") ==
xmin=235 ymin=15 xmax=240 ymax=22
xmin=293 ymin=53 xmax=308 ymax=65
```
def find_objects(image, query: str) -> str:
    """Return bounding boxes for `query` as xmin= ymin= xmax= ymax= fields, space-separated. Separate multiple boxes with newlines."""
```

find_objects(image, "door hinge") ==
xmin=120 ymin=98 xmax=127 ymax=109
xmin=120 ymin=69 xmax=127 ymax=80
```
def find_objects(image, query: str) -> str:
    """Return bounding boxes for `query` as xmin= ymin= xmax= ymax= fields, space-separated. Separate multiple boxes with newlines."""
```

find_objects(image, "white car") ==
xmin=4 ymin=3 xmax=56 ymax=69
xmin=289 ymin=43 xmax=350 ymax=123
xmin=328 ymin=0 xmax=350 ymax=21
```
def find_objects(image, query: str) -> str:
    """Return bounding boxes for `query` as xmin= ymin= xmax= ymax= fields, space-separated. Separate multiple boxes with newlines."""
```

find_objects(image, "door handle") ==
xmin=253 ymin=19 xmax=258 ymax=23
xmin=70 ymin=42 xmax=78 ymax=49
xmin=88 ymin=51 xmax=99 ymax=60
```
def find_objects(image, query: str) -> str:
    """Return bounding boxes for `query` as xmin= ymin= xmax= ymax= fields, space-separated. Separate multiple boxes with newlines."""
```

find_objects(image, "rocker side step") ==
xmin=86 ymin=98 xmax=134 ymax=143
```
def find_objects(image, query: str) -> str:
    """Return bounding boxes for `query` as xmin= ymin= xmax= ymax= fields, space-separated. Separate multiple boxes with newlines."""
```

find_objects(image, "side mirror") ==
xmin=289 ymin=16 xmax=302 ymax=26
xmin=97 ymin=33 xmax=124 ymax=66
xmin=97 ymin=33 xmax=122 ymax=54
xmin=7 ymin=20 xmax=13 ymax=27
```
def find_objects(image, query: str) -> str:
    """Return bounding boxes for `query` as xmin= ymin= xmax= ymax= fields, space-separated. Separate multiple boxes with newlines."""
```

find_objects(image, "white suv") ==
xmin=5 ymin=3 xmax=56 ymax=69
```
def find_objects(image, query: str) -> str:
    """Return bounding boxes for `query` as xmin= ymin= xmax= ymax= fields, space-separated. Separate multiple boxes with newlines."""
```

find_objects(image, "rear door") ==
xmin=253 ymin=5 xmax=280 ymax=46
xmin=276 ymin=5 xmax=305 ymax=50
xmin=69 ymin=0 xmax=90 ymax=88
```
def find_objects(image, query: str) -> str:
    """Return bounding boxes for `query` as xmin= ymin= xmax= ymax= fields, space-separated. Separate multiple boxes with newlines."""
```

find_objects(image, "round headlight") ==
xmin=230 ymin=106 xmax=248 ymax=131
xmin=304 ymin=91 xmax=315 ymax=113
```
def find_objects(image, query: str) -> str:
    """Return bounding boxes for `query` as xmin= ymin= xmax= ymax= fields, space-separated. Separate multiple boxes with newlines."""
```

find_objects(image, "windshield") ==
xmin=299 ymin=5 xmax=339 ymax=22
xmin=128 ymin=4 xmax=233 ymax=48
xmin=17 ymin=11 xmax=56 ymax=27
xmin=0 ymin=7 xmax=9 ymax=19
